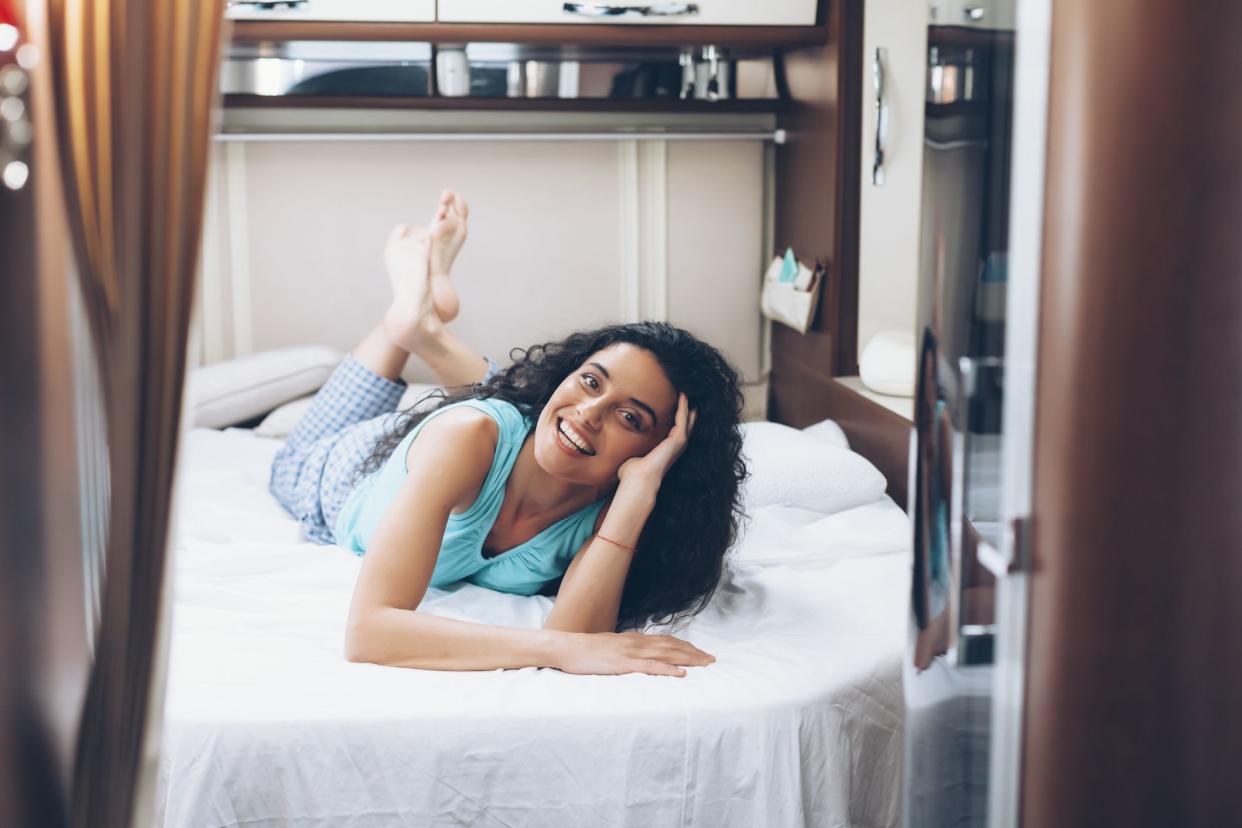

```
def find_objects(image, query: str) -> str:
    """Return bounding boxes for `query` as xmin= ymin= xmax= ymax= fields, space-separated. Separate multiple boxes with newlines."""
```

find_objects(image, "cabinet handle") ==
xmin=562 ymin=3 xmax=700 ymax=18
xmin=227 ymin=0 xmax=309 ymax=10
xmin=872 ymin=47 xmax=888 ymax=186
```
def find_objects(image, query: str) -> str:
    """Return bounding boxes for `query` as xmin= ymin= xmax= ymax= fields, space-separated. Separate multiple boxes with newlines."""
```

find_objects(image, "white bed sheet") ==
xmin=157 ymin=428 xmax=911 ymax=828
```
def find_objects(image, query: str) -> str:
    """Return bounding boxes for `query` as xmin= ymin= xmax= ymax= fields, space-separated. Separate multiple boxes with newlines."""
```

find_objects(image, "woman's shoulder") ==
xmin=403 ymin=396 xmax=528 ymax=464
xmin=414 ymin=400 xmax=501 ymax=446
xmin=444 ymin=396 xmax=530 ymax=440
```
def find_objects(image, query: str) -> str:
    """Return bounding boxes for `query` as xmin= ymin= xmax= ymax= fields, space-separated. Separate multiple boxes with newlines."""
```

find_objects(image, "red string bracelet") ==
xmin=594 ymin=533 xmax=636 ymax=553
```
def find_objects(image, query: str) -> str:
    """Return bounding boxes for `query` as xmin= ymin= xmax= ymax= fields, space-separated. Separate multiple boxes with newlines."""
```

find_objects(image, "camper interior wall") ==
xmin=193 ymin=136 xmax=770 ymax=419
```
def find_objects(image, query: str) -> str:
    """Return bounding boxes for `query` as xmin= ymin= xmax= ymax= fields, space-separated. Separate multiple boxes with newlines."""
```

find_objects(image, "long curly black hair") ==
xmin=355 ymin=322 xmax=748 ymax=632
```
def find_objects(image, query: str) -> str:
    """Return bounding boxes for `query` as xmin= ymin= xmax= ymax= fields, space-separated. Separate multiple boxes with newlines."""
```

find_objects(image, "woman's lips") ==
xmin=555 ymin=417 xmax=594 ymax=458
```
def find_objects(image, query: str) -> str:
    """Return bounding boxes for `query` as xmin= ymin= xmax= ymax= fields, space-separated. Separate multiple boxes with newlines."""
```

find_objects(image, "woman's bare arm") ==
xmin=343 ymin=410 xmax=711 ymax=675
xmin=545 ymin=392 xmax=698 ymax=635
xmin=543 ymin=497 xmax=650 ymax=634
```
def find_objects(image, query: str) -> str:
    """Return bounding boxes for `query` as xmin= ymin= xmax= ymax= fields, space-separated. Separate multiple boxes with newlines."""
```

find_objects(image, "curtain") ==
xmin=41 ymin=1 xmax=227 ymax=825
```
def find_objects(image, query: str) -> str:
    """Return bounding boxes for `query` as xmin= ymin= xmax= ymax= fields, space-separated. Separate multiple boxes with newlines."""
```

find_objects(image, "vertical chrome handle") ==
xmin=872 ymin=47 xmax=888 ymax=186
xmin=562 ymin=3 xmax=700 ymax=18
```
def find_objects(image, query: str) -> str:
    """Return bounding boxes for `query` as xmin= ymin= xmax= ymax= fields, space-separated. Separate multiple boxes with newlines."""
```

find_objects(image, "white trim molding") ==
xmin=637 ymin=139 xmax=668 ymax=322
xmin=988 ymin=0 xmax=1053 ymax=825
xmin=225 ymin=141 xmax=253 ymax=358
xmin=619 ymin=138 xmax=670 ymax=324
xmin=618 ymin=139 xmax=641 ymax=323
xmin=197 ymin=146 xmax=227 ymax=365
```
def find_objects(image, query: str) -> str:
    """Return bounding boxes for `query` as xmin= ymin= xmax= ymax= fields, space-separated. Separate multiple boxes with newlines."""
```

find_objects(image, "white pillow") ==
xmin=740 ymin=421 xmax=886 ymax=516
xmin=800 ymin=417 xmax=850 ymax=450
xmin=186 ymin=346 xmax=342 ymax=430
xmin=254 ymin=382 xmax=442 ymax=439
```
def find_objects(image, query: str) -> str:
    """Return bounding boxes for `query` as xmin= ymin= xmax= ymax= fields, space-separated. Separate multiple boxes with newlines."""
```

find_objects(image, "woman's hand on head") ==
xmin=616 ymin=392 xmax=697 ymax=496
xmin=554 ymin=630 xmax=715 ymax=678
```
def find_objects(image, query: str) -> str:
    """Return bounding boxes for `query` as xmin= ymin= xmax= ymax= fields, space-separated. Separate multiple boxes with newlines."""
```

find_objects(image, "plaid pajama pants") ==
xmin=268 ymin=353 xmax=498 ymax=544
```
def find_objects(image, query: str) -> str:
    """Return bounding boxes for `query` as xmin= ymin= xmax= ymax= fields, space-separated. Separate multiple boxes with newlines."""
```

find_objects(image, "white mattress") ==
xmin=157 ymin=428 xmax=912 ymax=828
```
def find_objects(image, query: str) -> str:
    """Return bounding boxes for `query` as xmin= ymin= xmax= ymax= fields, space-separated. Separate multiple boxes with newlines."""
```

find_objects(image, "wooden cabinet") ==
xmin=436 ymin=0 xmax=819 ymax=26
xmin=226 ymin=0 xmax=435 ymax=23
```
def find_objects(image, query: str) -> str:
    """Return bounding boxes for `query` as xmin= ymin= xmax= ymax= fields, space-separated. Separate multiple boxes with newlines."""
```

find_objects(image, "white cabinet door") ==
xmin=227 ymin=0 xmax=435 ymax=22
xmin=856 ymin=0 xmax=927 ymax=356
xmin=436 ymin=0 xmax=818 ymax=26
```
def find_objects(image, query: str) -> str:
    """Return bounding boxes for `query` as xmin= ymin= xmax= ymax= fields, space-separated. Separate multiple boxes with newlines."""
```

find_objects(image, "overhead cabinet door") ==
xmin=227 ymin=0 xmax=435 ymax=22
xmin=436 ymin=0 xmax=819 ymax=26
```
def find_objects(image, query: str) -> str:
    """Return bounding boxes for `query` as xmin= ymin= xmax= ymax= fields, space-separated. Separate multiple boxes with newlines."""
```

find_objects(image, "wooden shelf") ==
xmin=834 ymin=376 xmax=914 ymax=422
xmin=229 ymin=20 xmax=829 ymax=49
xmin=222 ymin=94 xmax=788 ymax=114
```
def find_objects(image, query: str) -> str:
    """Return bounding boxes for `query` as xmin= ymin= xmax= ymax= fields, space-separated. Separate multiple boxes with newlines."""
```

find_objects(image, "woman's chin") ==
xmin=534 ymin=439 xmax=612 ymax=487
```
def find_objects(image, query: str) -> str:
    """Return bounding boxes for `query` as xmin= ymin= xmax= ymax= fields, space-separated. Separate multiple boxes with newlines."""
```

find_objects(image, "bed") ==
xmin=156 ymin=425 xmax=911 ymax=827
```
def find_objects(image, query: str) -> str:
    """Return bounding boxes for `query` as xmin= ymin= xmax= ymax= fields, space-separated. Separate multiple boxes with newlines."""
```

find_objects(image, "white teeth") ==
xmin=558 ymin=419 xmax=594 ymax=455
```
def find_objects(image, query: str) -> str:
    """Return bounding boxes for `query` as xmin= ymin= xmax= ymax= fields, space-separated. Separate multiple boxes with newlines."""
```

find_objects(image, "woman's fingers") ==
xmin=637 ymin=659 xmax=687 ymax=678
xmin=661 ymin=648 xmax=715 ymax=666
xmin=647 ymin=641 xmax=713 ymax=663
xmin=629 ymin=634 xmax=715 ymax=666
xmin=670 ymin=393 xmax=696 ymax=440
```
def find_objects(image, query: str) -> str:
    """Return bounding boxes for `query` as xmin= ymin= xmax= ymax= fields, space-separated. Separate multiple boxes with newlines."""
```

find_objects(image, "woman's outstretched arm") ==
xmin=343 ymin=408 xmax=710 ymax=675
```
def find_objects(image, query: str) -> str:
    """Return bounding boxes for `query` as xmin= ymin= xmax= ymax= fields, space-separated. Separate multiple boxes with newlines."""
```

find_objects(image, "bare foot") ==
xmin=427 ymin=189 xmax=468 ymax=322
xmin=382 ymin=224 xmax=447 ymax=352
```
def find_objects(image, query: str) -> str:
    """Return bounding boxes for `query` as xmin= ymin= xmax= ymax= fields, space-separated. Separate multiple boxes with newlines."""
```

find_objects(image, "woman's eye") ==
xmin=580 ymin=373 xmax=599 ymax=390
xmin=621 ymin=412 xmax=639 ymax=429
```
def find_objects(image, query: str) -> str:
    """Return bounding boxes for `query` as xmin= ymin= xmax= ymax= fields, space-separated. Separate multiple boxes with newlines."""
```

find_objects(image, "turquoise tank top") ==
xmin=332 ymin=397 xmax=607 ymax=596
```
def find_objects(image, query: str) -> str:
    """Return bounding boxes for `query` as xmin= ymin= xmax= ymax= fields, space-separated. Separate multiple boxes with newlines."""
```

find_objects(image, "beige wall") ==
xmin=195 ymin=137 xmax=768 ymax=402
xmin=857 ymin=0 xmax=927 ymax=355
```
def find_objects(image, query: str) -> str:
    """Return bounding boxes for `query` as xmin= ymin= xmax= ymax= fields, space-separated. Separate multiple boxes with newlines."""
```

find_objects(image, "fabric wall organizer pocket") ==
xmin=760 ymin=251 xmax=823 ymax=334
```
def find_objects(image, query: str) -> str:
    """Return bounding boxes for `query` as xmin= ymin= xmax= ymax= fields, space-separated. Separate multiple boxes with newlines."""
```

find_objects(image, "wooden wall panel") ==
xmin=770 ymin=0 xmax=910 ymax=501
xmin=771 ymin=0 xmax=863 ymax=383
xmin=1023 ymin=2 xmax=1242 ymax=824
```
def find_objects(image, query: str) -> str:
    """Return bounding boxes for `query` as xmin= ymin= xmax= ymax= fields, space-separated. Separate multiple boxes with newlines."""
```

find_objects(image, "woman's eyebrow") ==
xmin=631 ymin=398 xmax=658 ymax=427
xmin=587 ymin=361 xmax=658 ymax=427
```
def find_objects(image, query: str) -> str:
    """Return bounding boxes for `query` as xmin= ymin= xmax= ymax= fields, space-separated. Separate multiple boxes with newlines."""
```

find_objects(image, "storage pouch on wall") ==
xmin=760 ymin=252 xmax=823 ymax=334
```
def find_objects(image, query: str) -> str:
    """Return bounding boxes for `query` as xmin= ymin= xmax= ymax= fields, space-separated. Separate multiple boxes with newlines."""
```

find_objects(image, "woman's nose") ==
xmin=576 ymin=397 xmax=605 ymax=427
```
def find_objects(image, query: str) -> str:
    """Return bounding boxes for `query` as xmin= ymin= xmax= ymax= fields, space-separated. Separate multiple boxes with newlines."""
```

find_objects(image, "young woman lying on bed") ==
xmin=269 ymin=190 xmax=746 ymax=678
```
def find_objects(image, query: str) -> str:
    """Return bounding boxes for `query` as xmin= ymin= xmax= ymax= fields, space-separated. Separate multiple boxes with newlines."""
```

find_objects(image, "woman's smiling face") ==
xmin=533 ymin=343 xmax=679 ymax=486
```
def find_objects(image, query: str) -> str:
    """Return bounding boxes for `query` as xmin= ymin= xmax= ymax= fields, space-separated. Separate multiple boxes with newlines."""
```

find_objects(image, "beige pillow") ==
xmin=186 ymin=346 xmax=343 ymax=430
xmin=254 ymin=382 xmax=443 ymax=440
